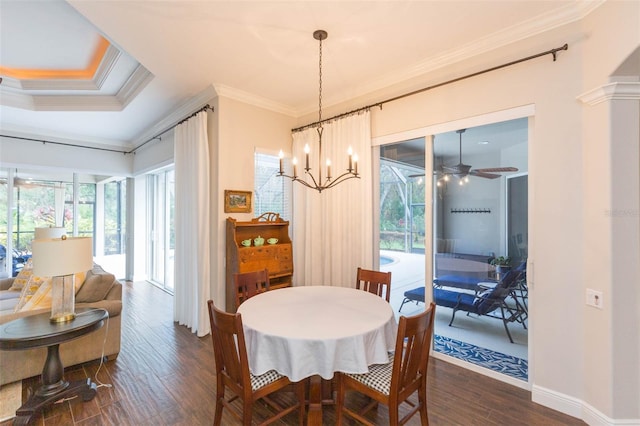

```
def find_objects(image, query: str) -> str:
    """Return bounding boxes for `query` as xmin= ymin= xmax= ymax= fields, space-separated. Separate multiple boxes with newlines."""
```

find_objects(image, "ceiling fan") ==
xmin=410 ymin=129 xmax=518 ymax=181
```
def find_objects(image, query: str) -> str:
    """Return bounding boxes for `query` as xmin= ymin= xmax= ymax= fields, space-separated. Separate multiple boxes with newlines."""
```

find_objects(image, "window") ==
xmin=104 ymin=179 xmax=126 ymax=255
xmin=254 ymin=151 xmax=291 ymax=219
xmin=64 ymin=182 xmax=96 ymax=241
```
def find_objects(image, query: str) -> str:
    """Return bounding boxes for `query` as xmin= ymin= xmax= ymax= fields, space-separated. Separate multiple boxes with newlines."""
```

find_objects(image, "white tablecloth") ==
xmin=237 ymin=286 xmax=398 ymax=382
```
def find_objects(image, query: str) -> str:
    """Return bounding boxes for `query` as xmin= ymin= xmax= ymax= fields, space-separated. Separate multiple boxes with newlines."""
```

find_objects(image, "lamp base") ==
xmin=50 ymin=274 xmax=77 ymax=323
xmin=50 ymin=312 xmax=76 ymax=323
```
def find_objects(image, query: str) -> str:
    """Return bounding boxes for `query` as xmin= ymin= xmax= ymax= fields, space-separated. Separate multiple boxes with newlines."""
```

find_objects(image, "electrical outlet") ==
xmin=586 ymin=289 xmax=603 ymax=309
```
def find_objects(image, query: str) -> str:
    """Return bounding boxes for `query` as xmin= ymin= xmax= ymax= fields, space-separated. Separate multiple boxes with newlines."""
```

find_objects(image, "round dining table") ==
xmin=237 ymin=285 xmax=397 ymax=425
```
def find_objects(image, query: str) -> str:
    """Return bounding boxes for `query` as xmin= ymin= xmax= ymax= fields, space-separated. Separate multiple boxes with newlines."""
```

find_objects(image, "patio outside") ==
xmin=381 ymin=249 xmax=528 ymax=362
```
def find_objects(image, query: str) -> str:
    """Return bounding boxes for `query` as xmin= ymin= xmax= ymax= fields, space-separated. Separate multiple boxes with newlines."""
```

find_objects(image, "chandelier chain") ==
xmin=318 ymin=34 xmax=323 ymax=124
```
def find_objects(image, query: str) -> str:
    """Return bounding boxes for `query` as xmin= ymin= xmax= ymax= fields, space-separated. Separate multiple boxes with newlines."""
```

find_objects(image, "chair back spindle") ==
xmin=356 ymin=267 xmax=392 ymax=302
xmin=234 ymin=268 xmax=270 ymax=307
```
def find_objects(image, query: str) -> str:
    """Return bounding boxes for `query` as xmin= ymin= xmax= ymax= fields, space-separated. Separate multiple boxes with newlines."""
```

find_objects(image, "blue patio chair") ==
xmin=433 ymin=262 xmax=527 ymax=343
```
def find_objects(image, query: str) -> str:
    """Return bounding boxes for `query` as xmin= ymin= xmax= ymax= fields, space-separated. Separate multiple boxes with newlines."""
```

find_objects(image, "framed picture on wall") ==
xmin=224 ymin=190 xmax=252 ymax=213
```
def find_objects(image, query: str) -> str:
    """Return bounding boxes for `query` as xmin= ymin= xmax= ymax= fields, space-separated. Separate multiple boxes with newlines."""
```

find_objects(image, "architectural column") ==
xmin=579 ymin=80 xmax=640 ymax=422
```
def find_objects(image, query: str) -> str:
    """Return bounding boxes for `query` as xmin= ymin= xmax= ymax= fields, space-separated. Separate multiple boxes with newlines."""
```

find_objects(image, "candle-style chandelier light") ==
xmin=278 ymin=30 xmax=360 ymax=193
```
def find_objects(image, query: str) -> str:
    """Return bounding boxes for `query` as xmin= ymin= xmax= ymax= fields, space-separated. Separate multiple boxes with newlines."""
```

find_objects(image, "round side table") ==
xmin=0 ymin=308 xmax=109 ymax=425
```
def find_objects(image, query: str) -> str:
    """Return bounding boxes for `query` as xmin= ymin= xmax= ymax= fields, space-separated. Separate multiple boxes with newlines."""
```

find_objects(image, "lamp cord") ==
xmin=93 ymin=314 xmax=112 ymax=389
xmin=52 ymin=311 xmax=112 ymax=405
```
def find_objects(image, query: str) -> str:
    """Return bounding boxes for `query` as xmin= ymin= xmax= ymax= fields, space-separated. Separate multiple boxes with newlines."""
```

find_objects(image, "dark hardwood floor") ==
xmin=3 ymin=280 xmax=585 ymax=425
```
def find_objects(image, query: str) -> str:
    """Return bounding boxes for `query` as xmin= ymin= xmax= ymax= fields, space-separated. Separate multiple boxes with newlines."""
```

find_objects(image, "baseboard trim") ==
xmin=532 ymin=384 xmax=582 ymax=418
xmin=532 ymin=385 xmax=640 ymax=426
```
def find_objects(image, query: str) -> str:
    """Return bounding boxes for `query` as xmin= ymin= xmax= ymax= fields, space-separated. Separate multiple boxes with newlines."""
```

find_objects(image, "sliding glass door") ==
xmin=376 ymin=118 xmax=529 ymax=382
xmin=431 ymin=119 xmax=529 ymax=381
xmin=147 ymin=168 xmax=175 ymax=293
xmin=378 ymin=138 xmax=427 ymax=318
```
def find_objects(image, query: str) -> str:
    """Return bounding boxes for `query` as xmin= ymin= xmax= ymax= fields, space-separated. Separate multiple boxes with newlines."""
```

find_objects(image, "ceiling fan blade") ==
xmin=442 ymin=163 xmax=472 ymax=173
xmin=469 ymin=170 xmax=501 ymax=179
xmin=408 ymin=173 xmax=425 ymax=178
xmin=473 ymin=166 xmax=519 ymax=173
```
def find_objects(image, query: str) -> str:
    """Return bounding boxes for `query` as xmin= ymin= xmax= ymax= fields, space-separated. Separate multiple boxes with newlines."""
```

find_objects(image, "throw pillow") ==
xmin=75 ymin=265 xmax=114 ymax=303
xmin=7 ymin=259 xmax=33 ymax=292
xmin=14 ymin=271 xmax=86 ymax=312
xmin=14 ymin=274 xmax=52 ymax=312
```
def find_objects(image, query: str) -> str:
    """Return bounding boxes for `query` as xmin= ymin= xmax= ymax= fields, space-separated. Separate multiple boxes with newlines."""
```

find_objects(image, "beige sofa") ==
xmin=0 ymin=264 xmax=122 ymax=386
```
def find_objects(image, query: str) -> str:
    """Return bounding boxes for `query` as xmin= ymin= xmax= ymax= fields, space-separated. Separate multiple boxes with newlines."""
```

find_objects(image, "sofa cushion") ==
xmin=0 ymin=289 xmax=21 ymax=313
xmin=76 ymin=264 xmax=116 ymax=303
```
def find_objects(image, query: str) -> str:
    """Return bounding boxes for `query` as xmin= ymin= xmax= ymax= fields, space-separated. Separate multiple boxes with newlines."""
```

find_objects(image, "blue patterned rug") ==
xmin=434 ymin=334 xmax=528 ymax=381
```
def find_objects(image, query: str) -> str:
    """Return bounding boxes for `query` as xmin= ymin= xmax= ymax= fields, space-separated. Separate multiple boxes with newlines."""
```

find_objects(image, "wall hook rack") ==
xmin=450 ymin=208 xmax=491 ymax=214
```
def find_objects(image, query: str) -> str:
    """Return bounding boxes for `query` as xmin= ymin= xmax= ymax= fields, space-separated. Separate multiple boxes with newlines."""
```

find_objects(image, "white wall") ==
xmin=0 ymin=135 xmax=133 ymax=176
xmin=131 ymin=130 xmax=175 ymax=175
xmin=212 ymin=96 xmax=297 ymax=311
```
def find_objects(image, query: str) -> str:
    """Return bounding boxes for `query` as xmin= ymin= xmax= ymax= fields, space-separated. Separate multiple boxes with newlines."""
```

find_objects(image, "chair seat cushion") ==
xmin=403 ymin=287 xmax=425 ymax=303
xmin=433 ymin=275 xmax=483 ymax=291
xmin=250 ymin=369 xmax=285 ymax=391
xmin=433 ymin=288 xmax=469 ymax=307
xmin=344 ymin=355 xmax=394 ymax=395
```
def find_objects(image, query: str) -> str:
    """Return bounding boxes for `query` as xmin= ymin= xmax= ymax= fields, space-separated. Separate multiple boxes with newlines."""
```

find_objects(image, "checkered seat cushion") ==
xmin=250 ymin=369 xmax=285 ymax=391
xmin=344 ymin=355 xmax=395 ymax=395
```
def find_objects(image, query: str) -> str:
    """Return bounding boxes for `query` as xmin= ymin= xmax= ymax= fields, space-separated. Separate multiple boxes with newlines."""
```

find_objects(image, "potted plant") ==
xmin=490 ymin=256 xmax=511 ymax=279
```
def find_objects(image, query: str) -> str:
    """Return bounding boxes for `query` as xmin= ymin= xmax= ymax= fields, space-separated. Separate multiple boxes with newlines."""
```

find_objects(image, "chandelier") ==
xmin=278 ymin=30 xmax=360 ymax=193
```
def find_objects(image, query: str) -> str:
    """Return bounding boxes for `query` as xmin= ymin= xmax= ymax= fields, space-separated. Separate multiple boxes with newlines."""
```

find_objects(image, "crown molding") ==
xmin=214 ymin=84 xmax=297 ymax=117
xmin=5 ymin=75 xmax=100 ymax=91
xmin=0 ymin=90 xmax=35 ymax=110
xmin=32 ymin=95 xmax=122 ymax=111
xmin=92 ymin=44 xmax=122 ymax=90
xmin=130 ymin=85 xmax=218 ymax=147
xmin=577 ymin=82 xmax=640 ymax=106
xmin=0 ymin=41 xmax=151 ymax=111
xmin=116 ymin=65 xmax=154 ymax=108
xmin=12 ymin=45 xmax=120 ymax=91
xmin=0 ymin=64 xmax=154 ymax=111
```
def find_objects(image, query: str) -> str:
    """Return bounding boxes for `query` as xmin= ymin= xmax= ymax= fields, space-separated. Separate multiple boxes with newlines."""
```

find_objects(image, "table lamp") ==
xmin=34 ymin=226 xmax=67 ymax=240
xmin=32 ymin=236 xmax=93 ymax=323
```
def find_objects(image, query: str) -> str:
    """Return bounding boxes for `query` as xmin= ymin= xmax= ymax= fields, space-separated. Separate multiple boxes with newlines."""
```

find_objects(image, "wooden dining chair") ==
xmin=336 ymin=302 xmax=436 ymax=426
xmin=234 ymin=269 xmax=270 ymax=307
xmin=356 ymin=267 xmax=392 ymax=302
xmin=207 ymin=300 xmax=305 ymax=426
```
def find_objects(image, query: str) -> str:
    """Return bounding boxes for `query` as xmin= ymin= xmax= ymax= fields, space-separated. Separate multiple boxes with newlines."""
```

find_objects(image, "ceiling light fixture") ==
xmin=278 ymin=30 xmax=359 ymax=193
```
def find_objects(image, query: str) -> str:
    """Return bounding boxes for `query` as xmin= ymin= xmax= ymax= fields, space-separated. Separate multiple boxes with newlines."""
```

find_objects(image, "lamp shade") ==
xmin=32 ymin=237 xmax=93 ymax=277
xmin=34 ymin=227 xmax=67 ymax=240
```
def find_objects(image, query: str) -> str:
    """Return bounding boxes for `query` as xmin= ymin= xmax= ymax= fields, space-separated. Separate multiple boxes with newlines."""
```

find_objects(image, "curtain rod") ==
xmin=0 ymin=104 xmax=214 ymax=155
xmin=292 ymin=43 xmax=568 ymax=133
xmin=128 ymin=104 xmax=214 ymax=154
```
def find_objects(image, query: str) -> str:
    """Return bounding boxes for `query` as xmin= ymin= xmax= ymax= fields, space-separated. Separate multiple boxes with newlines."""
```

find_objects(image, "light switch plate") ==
xmin=586 ymin=289 xmax=603 ymax=309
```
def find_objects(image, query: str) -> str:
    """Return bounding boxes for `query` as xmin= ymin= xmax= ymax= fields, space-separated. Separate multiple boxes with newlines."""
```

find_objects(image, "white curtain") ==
xmin=173 ymin=111 xmax=211 ymax=336
xmin=291 ymin=110 xmax=373 ymax=287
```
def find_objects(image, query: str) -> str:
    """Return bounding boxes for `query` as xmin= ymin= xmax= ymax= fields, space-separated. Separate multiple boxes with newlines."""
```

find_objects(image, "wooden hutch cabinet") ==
xmin=225 ymin=213 xmax=293 ymax=311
